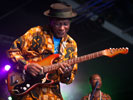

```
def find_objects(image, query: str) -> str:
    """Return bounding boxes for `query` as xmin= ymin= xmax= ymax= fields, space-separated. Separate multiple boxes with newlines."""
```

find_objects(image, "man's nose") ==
xmin=60 ymin=25 xmax=65 ymax=30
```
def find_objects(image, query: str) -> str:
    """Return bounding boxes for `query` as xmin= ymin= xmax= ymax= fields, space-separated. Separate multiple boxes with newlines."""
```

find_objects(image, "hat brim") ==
xmin=44 ymin=10 xmax=77 ymax=18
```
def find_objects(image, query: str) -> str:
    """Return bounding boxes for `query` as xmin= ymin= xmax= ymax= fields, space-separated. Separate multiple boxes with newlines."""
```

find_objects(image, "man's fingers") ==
xmin=64 ymin=63 xmax=71 ymax=67
xmin=58 ymin=68 xmax=64 ymax=74
xmin=30 ymin=68 xmax=38 ymax=75
xmin=26 ymin=63 xmax=43 ymax=76
xmin=29 ymin=69 xmax=38 ymax=77
xmin=32 ymin=73 xmax=37 ymax=77
xmin=58 ymin=63 xmax=72 ymax=75
xmin=28 ymin=63 xmax=43 ymax=72
xmin=32 ymin=63 xmax=43 ymax=70
xmin=59 ymin=63 xmax=66 ymax=70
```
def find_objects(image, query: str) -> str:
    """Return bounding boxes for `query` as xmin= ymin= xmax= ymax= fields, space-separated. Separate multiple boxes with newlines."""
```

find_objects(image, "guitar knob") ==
xmin=23 ymin=87 xmax=27 ymax=91
xmin=15 ymin=80 xmax=19 ymax=83
xmin=26 ymin=84 xmax=30 ymax=88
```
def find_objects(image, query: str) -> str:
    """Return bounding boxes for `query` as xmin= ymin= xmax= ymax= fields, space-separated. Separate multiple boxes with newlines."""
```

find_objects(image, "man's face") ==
xmin=50 ymin=18 xmax=70 ymax=38
xmin=90 ymin=74 xmax=102 ymax=90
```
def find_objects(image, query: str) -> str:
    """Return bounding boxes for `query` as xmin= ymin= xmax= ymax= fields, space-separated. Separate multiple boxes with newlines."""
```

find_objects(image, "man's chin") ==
xmin=55 ymin=36 xmax=63 ymax=38
xmin=56 ymin=34 xmax=65 ymax=38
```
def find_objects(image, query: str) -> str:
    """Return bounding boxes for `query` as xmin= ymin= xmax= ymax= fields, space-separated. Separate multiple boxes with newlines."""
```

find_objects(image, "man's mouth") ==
xmin=58 ymin=32 xmax=65 ymax=35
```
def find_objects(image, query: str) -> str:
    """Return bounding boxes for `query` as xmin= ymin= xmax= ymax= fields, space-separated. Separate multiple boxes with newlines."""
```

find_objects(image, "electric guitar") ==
xmin=7 ymin=47 xmax=129 ymax=96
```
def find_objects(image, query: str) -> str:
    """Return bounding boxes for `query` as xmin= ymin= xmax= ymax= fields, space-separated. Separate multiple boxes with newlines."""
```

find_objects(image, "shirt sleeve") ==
xmin=60 ymin=40 xmax=78 ymax=84
xmin=7 ymin=36 xmax=28 ymax=70
xmin=7 ymin=26 xmax=42 ymax=70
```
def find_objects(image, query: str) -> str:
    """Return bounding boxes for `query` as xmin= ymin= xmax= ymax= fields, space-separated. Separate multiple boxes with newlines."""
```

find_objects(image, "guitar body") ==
xmin=7 ymin=54 xmax=60 ymax=96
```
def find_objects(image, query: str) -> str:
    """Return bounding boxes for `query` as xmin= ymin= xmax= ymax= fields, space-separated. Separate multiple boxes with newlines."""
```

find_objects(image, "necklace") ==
xmin=88 ymin=91 xmax=101 ymax=100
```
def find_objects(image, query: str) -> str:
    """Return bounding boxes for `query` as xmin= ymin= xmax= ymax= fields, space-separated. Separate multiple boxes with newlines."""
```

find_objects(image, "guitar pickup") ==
xmin=10 ymin=75 xmax=18 ymax=86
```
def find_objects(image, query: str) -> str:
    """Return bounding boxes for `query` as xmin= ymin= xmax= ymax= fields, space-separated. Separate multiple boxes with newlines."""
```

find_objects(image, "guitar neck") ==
xmin=43 ymin=50 xmax=104 ymax=73
xmin=66 ymin=50 xmax=103 ymax=65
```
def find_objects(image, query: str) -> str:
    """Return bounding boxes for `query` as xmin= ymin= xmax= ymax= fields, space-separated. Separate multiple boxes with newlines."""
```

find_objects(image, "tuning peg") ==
xmin=112 ymin=48 xmax=115 ymax=50
xmin=126 ymin=47 xmax=129 ymax=50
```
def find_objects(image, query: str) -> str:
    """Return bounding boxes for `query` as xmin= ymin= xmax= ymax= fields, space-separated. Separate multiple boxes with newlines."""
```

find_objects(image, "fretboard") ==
xmin=44 ymin=50 xmax=103 ymax=72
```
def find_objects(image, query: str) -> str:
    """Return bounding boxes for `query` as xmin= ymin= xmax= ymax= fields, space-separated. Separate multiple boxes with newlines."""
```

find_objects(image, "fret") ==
xmin=75 ymin=57 xmax=78 ymax=64
xmin=92 ymin=53 xmax=94 ymax=59
xmin=93 ymin=53 xmax=96 ymax=58
xmin=80 ymin=55 xmax=84 ymax=62
xmin=84 ymin=55 xmax=87 ymax=61
xmin=48 ymin=66 xmax=50 ymax=72
xmin=50 ymin=65 xmax=54 ymax=71
xmin=72 ymin=58 xmax=76 ymax=64
xmin=96 ymin=52 xmax=98 ymax=57
xmin=54 ymin=64 xmax=58 ymax=70
xmin=94 ymin=52 xmax=97 ymax=58
xmin=80 ymin=56 xmax=84 ymax=62
xmin=55 ymin=63 xmax=59 ymax=70
xmin=77 ymin=57 xmax=80 ymax=63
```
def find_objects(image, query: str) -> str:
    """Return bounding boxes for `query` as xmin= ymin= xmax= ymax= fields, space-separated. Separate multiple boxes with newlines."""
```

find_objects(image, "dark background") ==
xmin=0 ymin=0 xmax=133 ymax=100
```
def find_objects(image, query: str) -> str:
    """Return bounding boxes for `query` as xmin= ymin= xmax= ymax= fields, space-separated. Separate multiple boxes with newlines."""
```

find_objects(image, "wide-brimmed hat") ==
xmin=44 ymin=3 xmax=77 ymax=18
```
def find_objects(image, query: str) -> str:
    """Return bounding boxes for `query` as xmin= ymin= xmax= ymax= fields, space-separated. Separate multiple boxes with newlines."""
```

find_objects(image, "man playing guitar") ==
xmin=7 ymin=3 xmax=78 ymax=100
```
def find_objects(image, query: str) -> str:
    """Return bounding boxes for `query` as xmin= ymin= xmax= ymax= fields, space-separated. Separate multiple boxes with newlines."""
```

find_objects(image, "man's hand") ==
xmin=58 ymin=63 xmax=72 ymax=77
xmin=24 ymin=63 xmax=43 ymax=77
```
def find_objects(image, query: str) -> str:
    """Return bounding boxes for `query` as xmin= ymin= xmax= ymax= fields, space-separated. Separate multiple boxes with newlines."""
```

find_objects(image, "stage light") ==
xmin=8 ymin=96 xmax=12 ymax=100
xmin=4 ymin=65 xmax=11 ymax=71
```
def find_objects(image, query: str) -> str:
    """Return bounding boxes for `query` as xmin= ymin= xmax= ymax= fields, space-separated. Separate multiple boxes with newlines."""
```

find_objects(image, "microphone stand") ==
xmin=90 ymin=81 xmax=99 ymax=100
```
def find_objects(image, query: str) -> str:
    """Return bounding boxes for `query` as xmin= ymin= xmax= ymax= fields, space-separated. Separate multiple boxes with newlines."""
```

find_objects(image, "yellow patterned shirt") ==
xmin=7 ymin=25 xmax=78 ymax=100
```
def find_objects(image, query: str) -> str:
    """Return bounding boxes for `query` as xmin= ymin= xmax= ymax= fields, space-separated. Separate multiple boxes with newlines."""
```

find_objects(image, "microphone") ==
xmin=90 ymin=81 xmax=99 ymax=100
xmin=95 ymin=81 xmax=99 ymax=87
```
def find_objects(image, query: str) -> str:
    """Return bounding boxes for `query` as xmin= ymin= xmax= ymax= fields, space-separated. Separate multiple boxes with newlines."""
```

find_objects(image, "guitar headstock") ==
xmin=102 ymin=47 xmax=129 ymax=57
